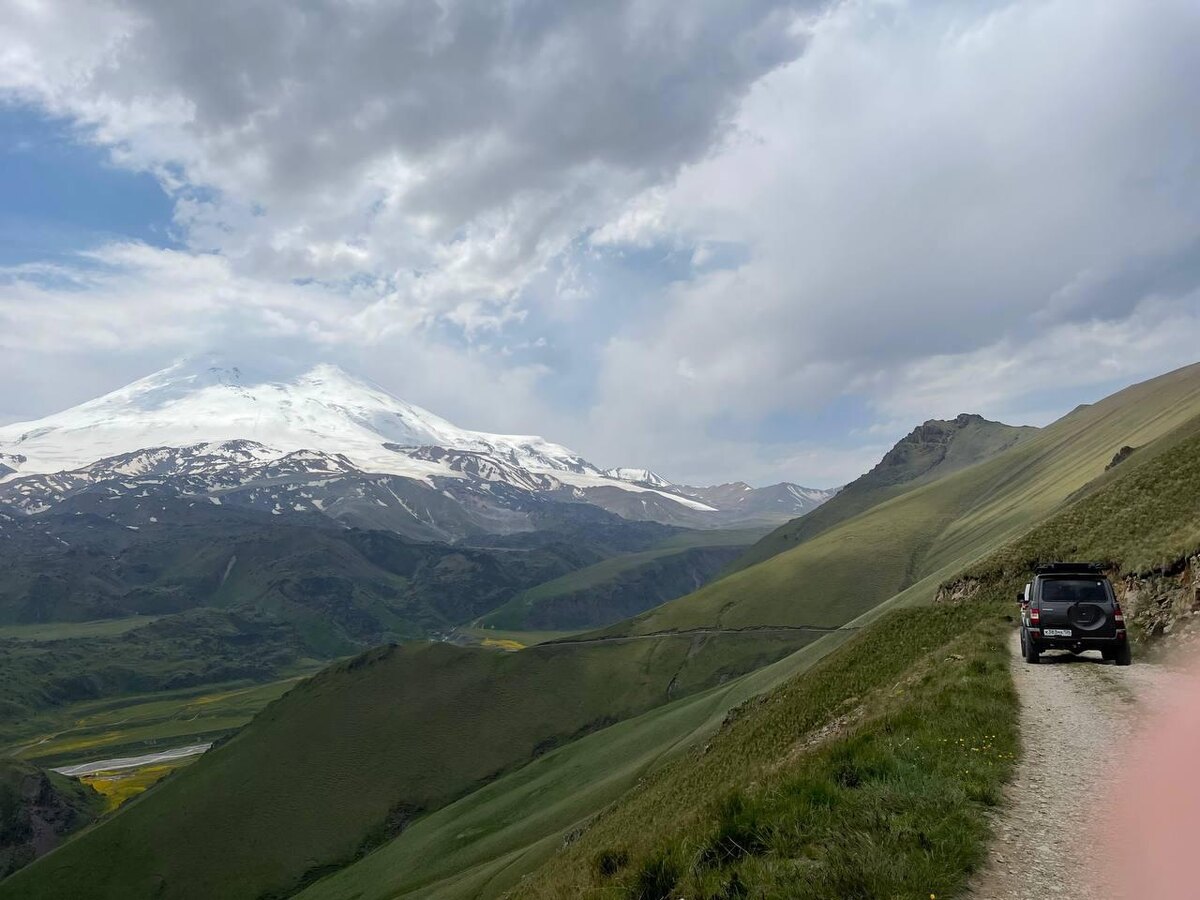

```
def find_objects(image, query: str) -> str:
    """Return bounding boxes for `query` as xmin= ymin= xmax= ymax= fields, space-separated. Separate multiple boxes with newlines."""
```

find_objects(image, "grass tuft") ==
xmin=629 ymin=848 xmax=681 ymax=900
xmin=593 ymin=847 xmax=629 ymax=878
xmin=698 ymin=791 xmax=771 ymax=867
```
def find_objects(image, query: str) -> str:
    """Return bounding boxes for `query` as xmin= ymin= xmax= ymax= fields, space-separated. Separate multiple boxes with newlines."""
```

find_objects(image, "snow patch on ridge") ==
xmin=602 ymin=467 xmax=673 ymax=488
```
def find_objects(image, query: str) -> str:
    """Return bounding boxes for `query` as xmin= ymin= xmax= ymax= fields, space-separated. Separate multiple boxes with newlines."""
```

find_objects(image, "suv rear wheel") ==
xmin=1022 ymin=628 xmax=1039 ymax=664
xmin=1113 ymin=643 xmax=1132 ymax=666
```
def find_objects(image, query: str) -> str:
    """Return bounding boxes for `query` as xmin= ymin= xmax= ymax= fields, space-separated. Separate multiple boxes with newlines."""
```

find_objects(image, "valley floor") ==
xmin=1 ymin=670 xmax=317 ymax=767
xmin=970 ymin=635 xmax=1184 ymax=899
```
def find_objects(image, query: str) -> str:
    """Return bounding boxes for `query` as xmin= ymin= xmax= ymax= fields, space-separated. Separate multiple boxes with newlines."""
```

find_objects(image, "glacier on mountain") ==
xmin=0 ymin=357 xmax=590 ymax=479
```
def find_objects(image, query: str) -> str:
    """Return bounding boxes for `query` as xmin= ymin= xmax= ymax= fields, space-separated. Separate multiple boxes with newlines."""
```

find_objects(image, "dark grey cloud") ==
xmin=78 ymin=1 xmax=815 ymax=230
xmin=0 ymin=0 xmax=825 ymax=323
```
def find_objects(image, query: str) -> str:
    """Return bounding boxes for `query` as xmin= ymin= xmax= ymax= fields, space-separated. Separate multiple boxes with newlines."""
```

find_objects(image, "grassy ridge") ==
xmin=958 ymin=412 xmax=1200 ymax=585
xmin=730 ymin=414 xmax=1037 ymax=573
xmin=510 ymin=384 xmax=1200 ymax=898
xmin=0 ymin=632 xmax=813 ymax=900
xmin=295 ymin=634 xmax=861 ymax=900
xmin=477 ymin=547 xmax=744 ymax=630
xmin=618 ymin=363 xmax=1200 ymax=636
xmin=512 ymin=602 xmax=1016 ymax=898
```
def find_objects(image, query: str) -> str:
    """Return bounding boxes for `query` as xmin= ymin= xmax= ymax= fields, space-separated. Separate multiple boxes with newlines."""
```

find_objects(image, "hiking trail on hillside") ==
xmin=970 ymin=634 xmax=1183 ymax=899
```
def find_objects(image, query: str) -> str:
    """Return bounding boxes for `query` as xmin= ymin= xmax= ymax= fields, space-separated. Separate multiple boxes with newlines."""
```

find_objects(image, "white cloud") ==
xmin=863 ymin=291 xmax=1200 ymax=425
xmin=580 ymin=0 xmax=1200 ymax=479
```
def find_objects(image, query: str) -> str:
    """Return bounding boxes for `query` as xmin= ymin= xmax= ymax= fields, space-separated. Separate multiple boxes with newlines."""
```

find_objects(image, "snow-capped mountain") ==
xmin=0 ymin=357 xmax=835 ymax=534
xmin=603 ymin=467 xmax=673 ymax=489
xmin=0 ymin=356 xmax=594 ymax=479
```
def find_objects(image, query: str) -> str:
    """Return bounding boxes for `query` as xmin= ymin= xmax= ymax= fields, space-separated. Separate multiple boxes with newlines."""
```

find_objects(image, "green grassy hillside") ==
xmin=0 ymin=502 xmax=675 ymax=726
xmin=956 ymin=411 xmax=1200 ymax=588
xmin=730 ymin=413 xmax=1038 ymax=573
xmin=294 ymin=632 xmax=862 ymax=900
xmin=0 ymin=630 xmax=813 ymax=900
xmin=500 ymin=382 xmax=1200 ymax=898
xmin=476 ymin=529 xmax=766 ymax=630
xmin=616 ymin=364 xmax=1200 ymax=636
xmin=513 ymin=603 xmax=1016 ymax=899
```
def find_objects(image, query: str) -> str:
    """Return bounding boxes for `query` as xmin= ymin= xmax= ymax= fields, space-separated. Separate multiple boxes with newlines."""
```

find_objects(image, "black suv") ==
xmin=1019 ymin=563 xmax=1130 ymax=665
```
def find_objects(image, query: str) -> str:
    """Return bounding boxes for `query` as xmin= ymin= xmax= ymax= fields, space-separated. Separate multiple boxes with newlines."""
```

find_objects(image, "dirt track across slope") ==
xmin=970 ymin=634 xmax=1183 ymax=899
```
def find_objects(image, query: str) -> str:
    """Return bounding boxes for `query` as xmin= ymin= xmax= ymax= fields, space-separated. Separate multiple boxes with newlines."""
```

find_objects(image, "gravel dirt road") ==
xmin=970 ymin=633 xmax=1184 ymax=899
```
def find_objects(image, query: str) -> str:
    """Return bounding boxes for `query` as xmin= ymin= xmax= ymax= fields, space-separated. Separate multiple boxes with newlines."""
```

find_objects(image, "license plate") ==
xmin=1043 ymin=628 xmax=1072 ymax=637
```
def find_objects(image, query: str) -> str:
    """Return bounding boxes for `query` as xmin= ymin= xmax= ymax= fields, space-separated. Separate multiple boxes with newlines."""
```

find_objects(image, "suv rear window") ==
xmin=1039 ymin=578 xmax=1108 ymax=603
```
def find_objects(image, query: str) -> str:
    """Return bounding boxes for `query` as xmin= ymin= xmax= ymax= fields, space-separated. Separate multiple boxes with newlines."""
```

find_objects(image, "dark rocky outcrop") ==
xmin=1118 ymin=554 xmax=1200 ymax=643
xmin=1106 ymin=445 xmax=1138 ymax=470
xmin=0 ymin=759 xmax=102 ymax=881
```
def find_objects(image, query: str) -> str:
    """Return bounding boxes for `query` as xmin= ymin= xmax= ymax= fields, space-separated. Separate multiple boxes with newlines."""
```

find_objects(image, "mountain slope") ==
xmin=730 ymin=413 xmax=1036 ymax=573
xmin=0 ymin=493 xmax=661 ymax=634
xmin=0 ymin=440 xmax=698 ymax=542
xmin=0 ymin=631 xmax=814 ymax=900
xmin=475 ymin=529 xmax=768 ymax=631
xmin=615 ymin=370 xmax=1200 ymax=637
xmin=0 ymin=493 xmax=677 ymax=725
xmin=510 ymin=381 xmax=1200 ymax=899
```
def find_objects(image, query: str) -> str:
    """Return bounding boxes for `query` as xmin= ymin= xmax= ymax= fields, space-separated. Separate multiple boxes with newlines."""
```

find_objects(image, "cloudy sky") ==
xmin=1 ymin=0 xmax=1198 ymax=487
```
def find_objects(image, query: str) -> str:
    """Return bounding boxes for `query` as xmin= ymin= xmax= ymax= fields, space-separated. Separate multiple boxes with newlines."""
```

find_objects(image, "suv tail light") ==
xmin=1113 ymin=601 xmax=1124 ymax=624
xmin=1030 ymin=607 xmax=1040 ymax=624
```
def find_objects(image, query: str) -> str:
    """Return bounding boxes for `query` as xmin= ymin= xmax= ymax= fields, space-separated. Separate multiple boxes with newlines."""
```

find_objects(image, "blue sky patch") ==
xmin=0 ymin=102 xmax=177 ymax=265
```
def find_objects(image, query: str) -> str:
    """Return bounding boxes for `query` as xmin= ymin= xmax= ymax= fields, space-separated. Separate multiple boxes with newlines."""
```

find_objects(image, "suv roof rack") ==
xmin=1034 ymin=562 xmax=1105 ymax=575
